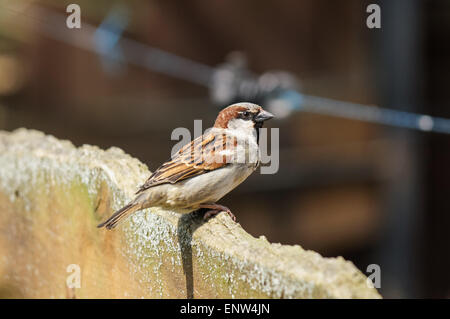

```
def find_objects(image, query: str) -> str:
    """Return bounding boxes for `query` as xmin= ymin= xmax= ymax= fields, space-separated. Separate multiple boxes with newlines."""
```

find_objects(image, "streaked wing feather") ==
xmin=136 ymin=132 xmax=236 ymax=194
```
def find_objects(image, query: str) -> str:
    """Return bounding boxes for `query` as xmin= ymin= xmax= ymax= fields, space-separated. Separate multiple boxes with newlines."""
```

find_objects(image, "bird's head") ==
xmin=214 ymin=102 xmax=274 ymax=130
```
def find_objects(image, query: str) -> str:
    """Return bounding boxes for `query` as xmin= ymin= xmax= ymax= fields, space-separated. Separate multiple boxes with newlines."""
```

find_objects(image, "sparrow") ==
xmin=98 ymin=102 xmax=274 ymax=230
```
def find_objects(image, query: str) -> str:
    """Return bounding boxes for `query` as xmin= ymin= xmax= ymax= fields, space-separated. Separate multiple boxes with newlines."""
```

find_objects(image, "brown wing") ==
xmin=135 ymin=131 xmax=236 ymax=194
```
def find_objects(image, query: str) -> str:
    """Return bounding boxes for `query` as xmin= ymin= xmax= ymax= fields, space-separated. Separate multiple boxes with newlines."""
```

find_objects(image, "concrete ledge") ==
xmin=0 ymin=128 xmax=381 ymax=298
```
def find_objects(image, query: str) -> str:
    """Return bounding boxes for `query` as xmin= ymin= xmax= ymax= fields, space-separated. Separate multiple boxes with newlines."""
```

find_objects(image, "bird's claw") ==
xmin=200 ymin=204 xmax=236 ymax=222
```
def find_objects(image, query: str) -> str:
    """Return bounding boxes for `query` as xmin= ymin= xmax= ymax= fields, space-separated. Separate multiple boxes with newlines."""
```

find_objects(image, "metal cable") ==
xmin=1 ymin=3 xmax=450 ymax=134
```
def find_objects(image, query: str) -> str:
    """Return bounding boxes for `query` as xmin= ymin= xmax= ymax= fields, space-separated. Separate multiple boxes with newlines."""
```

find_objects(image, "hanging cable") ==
xmin=1 ymin=3 xmax=449 ymax=134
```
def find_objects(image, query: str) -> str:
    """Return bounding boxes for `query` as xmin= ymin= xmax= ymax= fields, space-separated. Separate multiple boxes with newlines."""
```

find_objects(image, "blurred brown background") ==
xmin=0 ymin=0 xmax=449 ymax=298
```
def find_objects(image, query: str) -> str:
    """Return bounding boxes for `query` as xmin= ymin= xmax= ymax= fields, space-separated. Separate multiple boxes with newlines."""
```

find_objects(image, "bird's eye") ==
xmin=242 ymin=111 xmax=250 ymax=118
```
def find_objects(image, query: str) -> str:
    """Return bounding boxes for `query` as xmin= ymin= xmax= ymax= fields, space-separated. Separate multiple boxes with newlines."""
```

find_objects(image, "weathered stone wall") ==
xmin=0 ymin=129 xmax=381 ymax=298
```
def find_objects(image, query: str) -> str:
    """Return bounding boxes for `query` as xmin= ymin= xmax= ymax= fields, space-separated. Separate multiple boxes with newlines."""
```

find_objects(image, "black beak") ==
xmin=254 ymin=110 xmax=274 ymax=123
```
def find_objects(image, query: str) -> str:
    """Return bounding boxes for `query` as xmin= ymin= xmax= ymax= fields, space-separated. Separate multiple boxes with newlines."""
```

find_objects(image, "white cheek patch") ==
xmin=227 ymin=118 xmax=254 ymax=131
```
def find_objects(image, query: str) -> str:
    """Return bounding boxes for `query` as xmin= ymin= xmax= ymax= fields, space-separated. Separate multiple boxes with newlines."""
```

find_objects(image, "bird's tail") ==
xmin=97 ymin=202 xmax=141 ymax=230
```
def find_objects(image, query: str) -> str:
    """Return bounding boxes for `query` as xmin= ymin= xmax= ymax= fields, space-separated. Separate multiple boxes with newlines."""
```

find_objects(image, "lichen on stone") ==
xmin=0 ymin=128 xmax=381 ymax=299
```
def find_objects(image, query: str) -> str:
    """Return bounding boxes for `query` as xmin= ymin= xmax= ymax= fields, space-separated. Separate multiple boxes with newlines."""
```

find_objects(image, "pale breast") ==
xmin=140 ymin=128 xmax=260 ymax=212
xmin=163 ymin=163 xmax=256 ymax=210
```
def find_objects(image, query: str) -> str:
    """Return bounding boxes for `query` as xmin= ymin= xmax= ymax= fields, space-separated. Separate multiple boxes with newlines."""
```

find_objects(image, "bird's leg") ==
xmin=199 ymin=203 xmax=236 ymax=222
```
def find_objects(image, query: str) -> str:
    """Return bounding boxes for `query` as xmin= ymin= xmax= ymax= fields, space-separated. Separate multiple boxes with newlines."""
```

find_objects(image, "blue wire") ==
xmin=278 ymin=90 xmax=449 ymax=134
xmin=93 ymin=5 xmax=128 ymax=73
xmin=5 ymin=4 xmax=450 ymax=135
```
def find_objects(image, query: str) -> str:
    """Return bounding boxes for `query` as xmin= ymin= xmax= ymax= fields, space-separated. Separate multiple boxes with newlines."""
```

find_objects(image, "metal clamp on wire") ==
xmin=210 ymin=52 xmax=301 ymax=119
